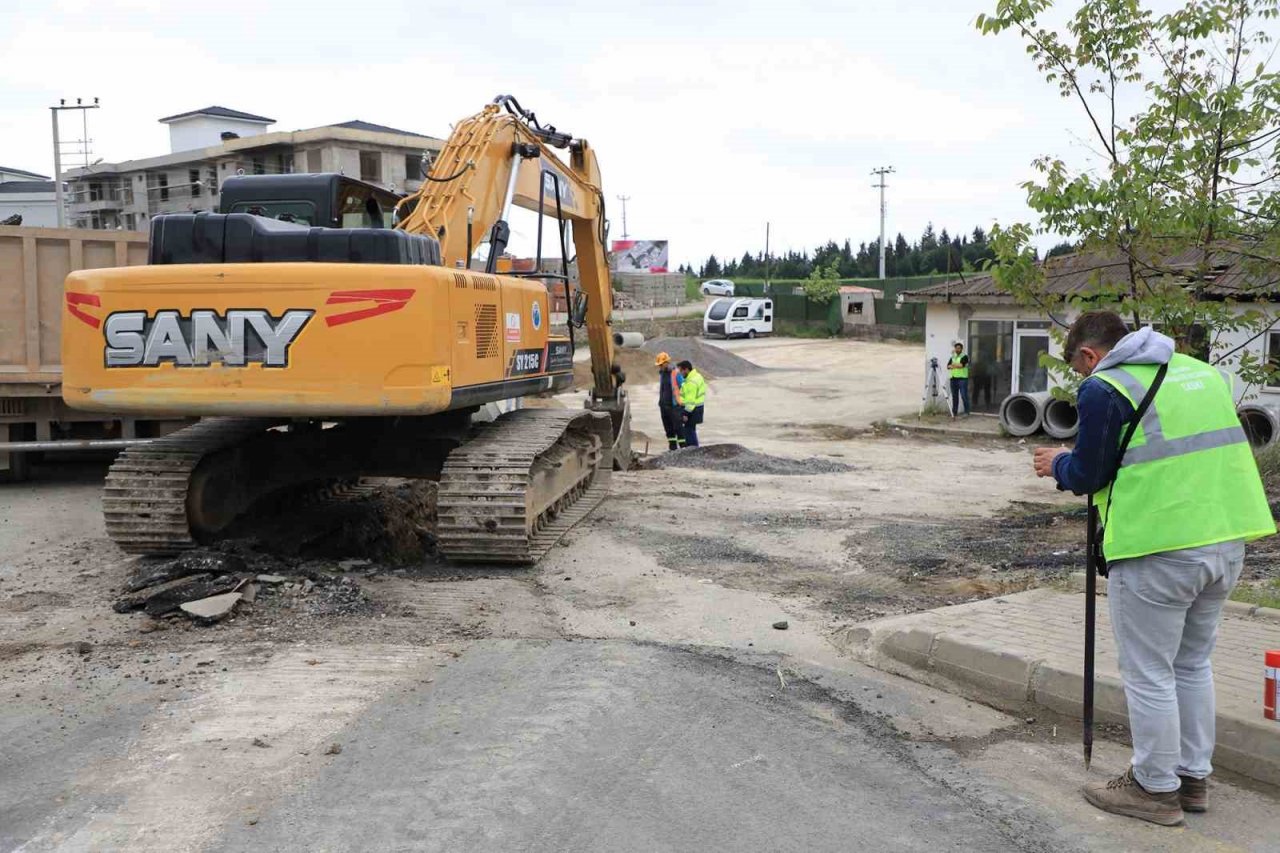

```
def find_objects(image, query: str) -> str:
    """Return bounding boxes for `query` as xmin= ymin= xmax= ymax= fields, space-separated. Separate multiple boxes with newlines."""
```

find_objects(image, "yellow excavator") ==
xmin=61 ymin=96 xmax=631 ymax=564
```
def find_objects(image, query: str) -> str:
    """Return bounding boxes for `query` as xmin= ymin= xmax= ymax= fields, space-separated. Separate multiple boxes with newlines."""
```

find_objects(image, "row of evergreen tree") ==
xmin=680 ymin=225 xmax=1072 ymax=280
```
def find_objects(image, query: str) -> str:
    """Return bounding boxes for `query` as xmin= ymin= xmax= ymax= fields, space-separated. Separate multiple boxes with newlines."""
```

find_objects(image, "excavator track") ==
xmin=103 ymin=417 xmax=279 ymax=555
xmin=436 ymin=409 xmax=614 ymax=564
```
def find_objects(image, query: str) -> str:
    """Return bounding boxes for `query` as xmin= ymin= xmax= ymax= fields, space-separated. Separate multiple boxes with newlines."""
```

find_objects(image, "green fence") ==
xmin=723 ymin=275 xmax=955 ymax=327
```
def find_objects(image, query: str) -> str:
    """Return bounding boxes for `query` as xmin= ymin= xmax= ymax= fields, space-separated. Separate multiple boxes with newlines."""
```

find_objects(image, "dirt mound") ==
xmin=573 ymin=346 xmax=664 ymax=388
xmin=642 ymin=337 xmax=764 ymax=379
xmin=641 ymin=444 xmax=855 ymax=476
xmin=571 ymin=337 xmax=764 ymax=389
xmin=228 ymin=480 xmax=438 ymax=564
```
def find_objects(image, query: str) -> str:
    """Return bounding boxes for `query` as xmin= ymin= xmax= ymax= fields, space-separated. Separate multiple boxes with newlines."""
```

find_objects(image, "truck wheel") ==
xmin=748 ymin=329 xmax=757 ymax=340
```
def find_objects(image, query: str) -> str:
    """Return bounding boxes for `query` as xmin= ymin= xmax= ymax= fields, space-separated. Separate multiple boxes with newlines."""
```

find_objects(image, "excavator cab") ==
xmin=218 ymin=173 xmax=402 ymax=229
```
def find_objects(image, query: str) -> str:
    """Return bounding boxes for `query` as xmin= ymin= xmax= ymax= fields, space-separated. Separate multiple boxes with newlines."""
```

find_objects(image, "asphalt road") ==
xmin=213 ymin=640 xmax=1045 ymax=853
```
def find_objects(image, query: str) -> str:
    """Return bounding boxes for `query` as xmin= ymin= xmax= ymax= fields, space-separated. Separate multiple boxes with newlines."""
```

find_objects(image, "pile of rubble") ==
xmin=113 ymin=549 xmax=367 ymax=626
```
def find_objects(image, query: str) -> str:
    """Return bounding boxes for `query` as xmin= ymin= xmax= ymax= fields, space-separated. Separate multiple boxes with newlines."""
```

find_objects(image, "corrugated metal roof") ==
xmin=158 ymin=106 xmax=275 ymax=124
xmin=330 ymin=120 xmax=435 ymax=139
xmin=900 ymin=248 xmax=1280 ymax=303
xmin=0 ymin=180 xmax=55 ymax=194
xmin=839 ymin=285 xmax=884 ymax=296
xmin=0 ymin=166 xmax=50 ymax=180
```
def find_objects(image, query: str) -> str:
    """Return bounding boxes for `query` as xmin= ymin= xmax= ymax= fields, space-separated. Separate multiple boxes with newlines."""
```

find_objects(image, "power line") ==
xmin=50 ymin=97 xmax=100 ymax=228
xmin=870 ymin=167 xmax=890 ymax=280
xmin=616 ymin=194 xmax=631 ymax=239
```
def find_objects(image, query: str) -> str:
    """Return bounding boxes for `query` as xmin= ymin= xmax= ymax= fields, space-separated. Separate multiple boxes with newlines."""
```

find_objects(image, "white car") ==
xmin=700 ymin=279 xmax=735 ymax=297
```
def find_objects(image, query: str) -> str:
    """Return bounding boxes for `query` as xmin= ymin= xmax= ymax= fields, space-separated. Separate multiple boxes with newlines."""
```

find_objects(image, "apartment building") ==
xmin=64 ymin=106 xmax=444 ymax=230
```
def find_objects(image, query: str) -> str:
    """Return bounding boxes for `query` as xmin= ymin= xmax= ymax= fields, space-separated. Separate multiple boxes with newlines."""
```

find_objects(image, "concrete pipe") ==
xmin=1042 ymin=397 xmax=1080 ymax=440
xmin=1237 ymin=402 xmax=1280 ymax=449
xmin=999 ymin=391 xmax=1048 ymax=437
xmin=613 ymin=331 xmax=645 ymax=349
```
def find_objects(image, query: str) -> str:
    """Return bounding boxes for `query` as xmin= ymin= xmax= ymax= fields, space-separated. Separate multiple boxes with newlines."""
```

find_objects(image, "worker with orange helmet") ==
xmin=655 ymin=352 xmax=684 ymax=451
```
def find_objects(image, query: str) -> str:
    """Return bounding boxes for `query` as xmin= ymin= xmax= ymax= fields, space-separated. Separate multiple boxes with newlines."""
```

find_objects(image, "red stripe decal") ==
xmin=66 ymin=292 xmax=101 ymax=329
xmin=324 ymin=289 xmax=415 ymax=327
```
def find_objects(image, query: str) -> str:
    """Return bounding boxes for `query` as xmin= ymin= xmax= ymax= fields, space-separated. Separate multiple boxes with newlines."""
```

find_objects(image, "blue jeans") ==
xmin=950 ymin=378 xmax=970 ymax=415
xmin=1108 ymin=540 xmax=1244 ymax=792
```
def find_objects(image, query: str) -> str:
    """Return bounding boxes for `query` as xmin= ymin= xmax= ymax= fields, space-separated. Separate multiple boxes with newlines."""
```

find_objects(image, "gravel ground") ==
xmin=640 ymin=443 xmax=854 ymax=475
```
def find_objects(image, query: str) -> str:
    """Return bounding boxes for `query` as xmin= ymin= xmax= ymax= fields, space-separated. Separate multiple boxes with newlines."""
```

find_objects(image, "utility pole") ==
xmin=764 ymin=222 xmax=771 ymax=293
xmin=871 ymin=166 xmax=894 ymax=280
xmin=50 ymin=97 xmax=100 ymax=228
xmin=616 ymin=194 xmax=631 ymax=239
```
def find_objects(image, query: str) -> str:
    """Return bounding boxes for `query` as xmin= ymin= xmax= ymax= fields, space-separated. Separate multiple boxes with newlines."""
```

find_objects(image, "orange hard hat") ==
xmin=654 ymin=352 xmax=671 ymax=366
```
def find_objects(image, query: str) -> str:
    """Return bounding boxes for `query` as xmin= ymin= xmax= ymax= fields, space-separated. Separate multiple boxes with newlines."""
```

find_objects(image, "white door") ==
xmin=1013 ymin=330 xmax=1050 ymax=393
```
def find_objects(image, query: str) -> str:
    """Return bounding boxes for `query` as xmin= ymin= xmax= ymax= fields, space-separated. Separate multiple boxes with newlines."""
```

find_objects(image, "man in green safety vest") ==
xmin=677 ymin=360 xmax=707 ymax=447
xmin=947 ymin=342 xmax=970 ymax=417
xmin=1033 ymin=311 xmax=1274 ymax=826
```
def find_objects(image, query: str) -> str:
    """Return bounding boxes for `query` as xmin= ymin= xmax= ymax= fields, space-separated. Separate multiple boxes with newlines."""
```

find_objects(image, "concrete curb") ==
xmin=834 ymin=596 xmax=1280 ymax=787
xmin=884 ymin=418 xmax=1006 ymax=439
xmin=1065 ymin=572 xmax=1280 ymax=621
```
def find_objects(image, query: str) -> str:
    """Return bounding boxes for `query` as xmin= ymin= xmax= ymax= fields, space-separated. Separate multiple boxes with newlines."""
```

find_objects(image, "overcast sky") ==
xmin=3 ymin=0 xmax=1125 ymax=268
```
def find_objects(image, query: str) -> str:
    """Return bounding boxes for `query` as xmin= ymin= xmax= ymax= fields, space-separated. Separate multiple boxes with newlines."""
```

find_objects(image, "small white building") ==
xmin=0 ymin=166 xmax=57 ymax=227
xmin=900 ymin=250 xmax=1278 ymax=412
xmin=839 ymin=285 xmax=883 ymax=328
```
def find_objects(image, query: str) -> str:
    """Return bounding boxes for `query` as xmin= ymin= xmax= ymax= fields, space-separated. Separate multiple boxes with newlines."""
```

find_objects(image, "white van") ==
xmin=704 ymin=297 xmax=773 ymax=339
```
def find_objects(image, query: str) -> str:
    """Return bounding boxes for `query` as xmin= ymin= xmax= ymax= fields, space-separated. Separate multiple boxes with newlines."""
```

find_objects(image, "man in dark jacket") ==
xmin=655 ymin=352 xmax=684 ymax=451
xmin=1033 ymin=311 xmax=1273 ymax=826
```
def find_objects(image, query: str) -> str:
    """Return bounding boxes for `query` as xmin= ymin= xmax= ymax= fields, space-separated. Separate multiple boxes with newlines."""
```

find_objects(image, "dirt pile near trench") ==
xmin=572 ymin=337 xmax=765 ymax=389
xmin=642 ymin=338 xmax=764 ymax=378
xmin=641 ymin=444 xmax=855 ymax=476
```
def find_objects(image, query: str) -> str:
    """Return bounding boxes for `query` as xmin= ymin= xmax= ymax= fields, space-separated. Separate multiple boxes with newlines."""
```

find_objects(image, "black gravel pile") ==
xmin=643 ymin=444 xmax=854 ymax=476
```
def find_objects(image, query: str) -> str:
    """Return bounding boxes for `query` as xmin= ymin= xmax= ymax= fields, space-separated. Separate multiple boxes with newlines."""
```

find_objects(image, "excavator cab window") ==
xmin=227 ymin=200 xmax=318 ymax=225
xmin=339 ymin=189 xmax=385 ymax=229
xmin=570 ymin=291 xmax=589 ymax=328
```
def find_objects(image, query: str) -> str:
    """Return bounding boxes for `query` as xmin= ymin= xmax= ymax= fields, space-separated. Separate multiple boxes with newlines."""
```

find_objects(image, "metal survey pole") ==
xmin=1083 ymin=495 xmax=1098 ymax=769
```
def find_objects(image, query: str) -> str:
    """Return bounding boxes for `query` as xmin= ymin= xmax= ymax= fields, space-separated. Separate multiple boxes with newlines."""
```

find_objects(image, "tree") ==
xmin=703 ymin=254 xmax=721 ymax=279
xmin=803 ymin=262 xmax=843 ymax=302
xmin=978 ymin=0 xmax=1280 ymax=397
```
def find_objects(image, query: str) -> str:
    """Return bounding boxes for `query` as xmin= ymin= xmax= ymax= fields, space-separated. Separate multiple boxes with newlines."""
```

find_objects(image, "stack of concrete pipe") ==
xmin=998 ymin=391 xmax=1080 ymax=439
xmin=1001 ymin=391 xmax=1280 ymax=450
xmin=1238 ymin=401 xmax=1280 ymax=449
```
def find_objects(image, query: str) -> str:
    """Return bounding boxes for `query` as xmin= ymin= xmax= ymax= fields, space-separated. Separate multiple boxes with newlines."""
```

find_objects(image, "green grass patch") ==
xmin=1230 ymin=577 xmax=1280 ymax=610
xmin=684 ymin=276 xmax=702 ymax=301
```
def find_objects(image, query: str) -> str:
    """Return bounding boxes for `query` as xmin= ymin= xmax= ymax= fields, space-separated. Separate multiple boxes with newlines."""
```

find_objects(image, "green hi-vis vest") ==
xmin=1091 ymin=353 xmax=1275 ymax=561
xmin=948 ymin=354 xmax=969 ymax=379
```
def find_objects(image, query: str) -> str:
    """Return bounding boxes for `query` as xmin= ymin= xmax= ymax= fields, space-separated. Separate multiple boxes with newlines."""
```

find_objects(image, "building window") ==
xmin=158 ymin=173 xmax=169 ymax=201
xmin=848 ymin=301 xmax=863 ymax=315
xmin=252 ymin=157 xmax=265 ymax=175
xmin=405 ymin=154 xmax=422 ymax=180
xmin=281 ymin=153 xmax=294 ymax=174
xmin=125 ymin=213 xmax=136 ymax=230
xmin=89 ymin=182 xmax=103 ymax=201
xmin=360 ymin=151 xmax=381 ymax=182
xmin=967 ymin=320 xmax=1015 ymax=414
xmin=1266 ymin=331 xmax=1280 ymax=388
xmin=207 ymin=167 xmax=218 ymax=196
xmin=308 ymin=150 xmax=322 ymax=173
xmin=190 ymin=169 xmax=201 ymax=197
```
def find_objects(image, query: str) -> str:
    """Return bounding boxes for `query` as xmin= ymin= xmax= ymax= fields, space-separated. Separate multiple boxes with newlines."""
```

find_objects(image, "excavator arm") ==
xmin=395 ymin=96 xmax=622 ymax=401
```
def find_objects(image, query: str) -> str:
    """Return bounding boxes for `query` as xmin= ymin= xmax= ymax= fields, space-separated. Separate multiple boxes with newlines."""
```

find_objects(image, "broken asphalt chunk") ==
xmin=124 ymin=552 xmax=248 ymax=593
xmin=179 ymin=591 xmax=243 ymax=624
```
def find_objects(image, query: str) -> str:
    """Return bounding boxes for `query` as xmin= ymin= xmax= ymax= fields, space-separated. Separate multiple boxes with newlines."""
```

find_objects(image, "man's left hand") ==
xmin=1033 ymin=447 xmax=1069 ymax=479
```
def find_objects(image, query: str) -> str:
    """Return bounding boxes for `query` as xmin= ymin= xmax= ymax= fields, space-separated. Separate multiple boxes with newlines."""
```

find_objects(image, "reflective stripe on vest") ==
xmin=1090 ymin=353 xmax=1274 ymax=561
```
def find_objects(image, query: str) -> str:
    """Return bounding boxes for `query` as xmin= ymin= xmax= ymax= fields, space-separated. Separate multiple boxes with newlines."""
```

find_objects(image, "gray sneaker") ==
xmin=1083 ymin=767 xmax=1185 ymax=826
xmin=1178 ymin=774 xmax=1208 ymax=813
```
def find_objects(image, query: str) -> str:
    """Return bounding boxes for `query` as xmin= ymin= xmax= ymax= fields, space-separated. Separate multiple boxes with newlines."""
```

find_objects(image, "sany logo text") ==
xmin=104 ymin=309 xmax=313 ymax=368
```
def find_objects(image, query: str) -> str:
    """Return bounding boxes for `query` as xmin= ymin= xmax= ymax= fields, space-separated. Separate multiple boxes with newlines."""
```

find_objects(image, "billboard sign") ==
xmin=611 ymin=240 xmax=668 ymax=273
